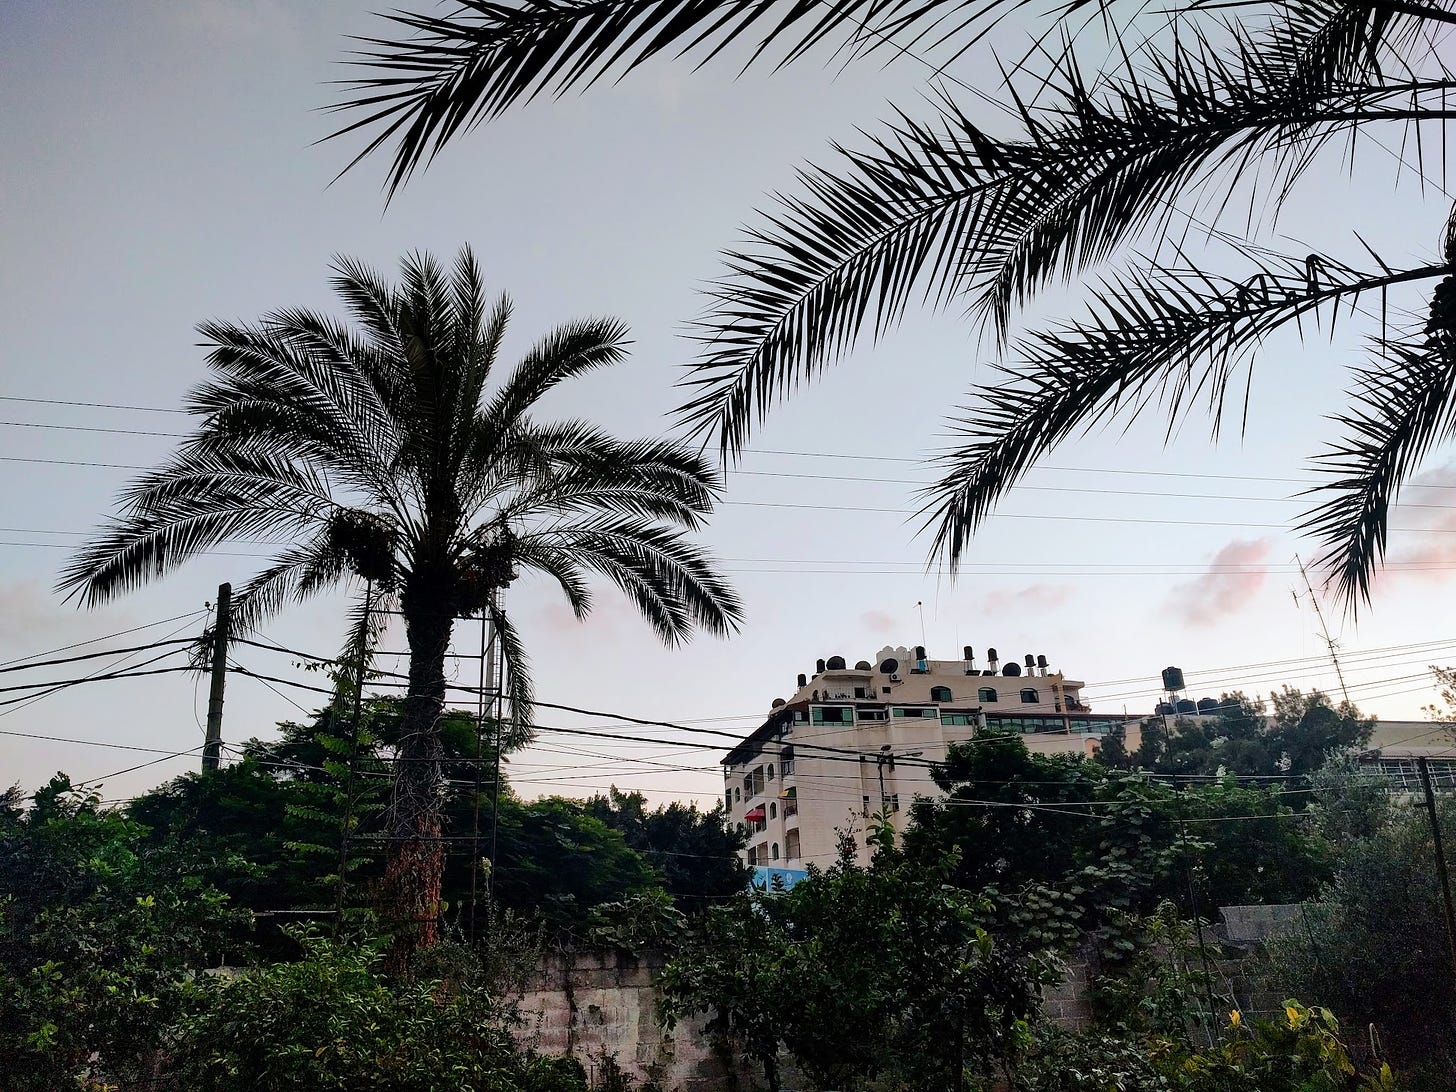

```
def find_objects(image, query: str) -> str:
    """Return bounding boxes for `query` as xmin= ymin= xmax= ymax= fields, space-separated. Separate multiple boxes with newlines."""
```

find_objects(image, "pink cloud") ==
xmin=1168 ymin=538 xmax=1273 ymax=626
xmin=977 ymin=584 xmax=1074 ymax=614
xmin=860 ymin=610 xmax=897 ymax=636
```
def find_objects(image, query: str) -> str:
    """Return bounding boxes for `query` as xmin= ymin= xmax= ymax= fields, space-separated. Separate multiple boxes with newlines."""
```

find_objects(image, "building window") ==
xmin=1020 ymin=688 xmax=1039 ymax=704
xmin=752 ymin=766 xmax=766 ymax=796
xmin=734 ymin=787 xmax=741 ymax=803
xmin=941 ymin=713 xmax=975 ymax=726
xmin=854 ymin=686 xmax=867 ymax=698
xmin=747 ymin=846 xmax=757 ymax=865
xmin=767 ymin=763 xmax=775 ymax=780
xmin=862 ymin=794 xmax=870 ymax=815
xmin=785 ymin=795 xmax=798 ymax=817
xmin=811 ymin=706 xmax=853 ymax=725
xmin=881 ymin=686 xmax=892 ymax=694
xmin=743 ymin=774 xmax=752 ymax=794
xmin=978 ymin=687 xmax=998 ymax=703
xmin=781 ymin=757 xmax=795 ymax=776
xmin=891 ymin=707 xmax=934 ymax=718
xmin=930 ymin=685 xmax=953 ymax=702
xmin=890 ymin=793 xmax=900 ymax=812
xmin=725 ymin=792 xmax=732 ymax=810
xmin=769 ymin=802 xmax=777 ymax=819
xmin=785 ymin=830 xmax=801 ymax=860
xmin=771 ymin=843 xmax=780 ymax=861
xmin=757 ymin=841 xmax=769 ymax=864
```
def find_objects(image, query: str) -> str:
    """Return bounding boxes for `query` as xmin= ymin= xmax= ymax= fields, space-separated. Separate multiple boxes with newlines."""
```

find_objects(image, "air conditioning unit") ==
xmin=889 ymin=673 xmax=902 ymax=683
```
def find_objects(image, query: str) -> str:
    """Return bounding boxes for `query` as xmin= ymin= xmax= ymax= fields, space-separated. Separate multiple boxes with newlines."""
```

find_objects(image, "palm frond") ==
xmin=227 ymin=534 xmax=353 ymax=639
xmin=919 ymin=255 xmax=1446 ymax=569
xmin=192 ymin=318 xmax=406 ymax=513
xmin=528 ymin=516 xmax=745 ymax=644
xmin=679 ymin=99 xmax=1005 ymax=453
xmin=58 ymin=449 xmax=340 ymax=606
xmin=326 ymin=0 xmax=1002 ymax=197
xmin=487 ymin=598 xmax=536 ymax=751
xmin=482 ymin=317 xmax=631 ymax=437
xmin=681 ymin=21 xmax=1456 ymax=455
xmin=1302 ymin=331 xmax=1456 ymax=612
xmin=484 ymin=422 xmax=723 ymax=528
xmin=511 ymin=540 xmax=594 ymax=618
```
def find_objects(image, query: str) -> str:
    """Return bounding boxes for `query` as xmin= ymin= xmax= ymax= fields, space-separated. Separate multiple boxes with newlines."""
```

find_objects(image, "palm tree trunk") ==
xmin=381 ymin=584 xmax=453 ymax=966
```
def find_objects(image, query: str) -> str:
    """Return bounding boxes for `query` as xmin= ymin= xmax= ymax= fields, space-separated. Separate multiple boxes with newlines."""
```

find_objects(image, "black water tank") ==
xmin=826 ymin=655 xmax=846 ymax=670
xmin=1002 ymin=662 xmax=1022 ymax=677
xmin=1161 ymin=666 xmax=1185 ymax=691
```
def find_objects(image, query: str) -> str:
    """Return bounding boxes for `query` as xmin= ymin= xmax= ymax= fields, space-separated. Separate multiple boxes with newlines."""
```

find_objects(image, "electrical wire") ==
xmin=0 ymin=609 xmax=206 ymax=670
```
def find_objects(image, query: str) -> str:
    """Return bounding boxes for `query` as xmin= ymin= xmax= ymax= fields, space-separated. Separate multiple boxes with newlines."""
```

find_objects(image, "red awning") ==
xmin=744 ymin=805 xmax=766 ymax=822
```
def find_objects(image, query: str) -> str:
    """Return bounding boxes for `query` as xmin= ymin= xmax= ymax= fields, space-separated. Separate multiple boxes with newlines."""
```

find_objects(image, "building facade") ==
xmin=722 ymin=644 xmax=1134 ymax=870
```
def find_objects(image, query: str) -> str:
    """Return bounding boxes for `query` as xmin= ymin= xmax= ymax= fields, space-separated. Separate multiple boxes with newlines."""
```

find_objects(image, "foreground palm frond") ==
xmin=682 ymin=10 xmax=1448 ymax=450
xmin=328 ymin=0 xmax=1009 ymax=197
xmin=328 ymin=0 xmax=1456 ymax=610
xmin=919 ymin=254 xmax=1447 ymax=567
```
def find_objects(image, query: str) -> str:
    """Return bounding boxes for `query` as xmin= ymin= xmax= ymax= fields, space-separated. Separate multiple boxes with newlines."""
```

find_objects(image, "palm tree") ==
xmin=61 ymin=247 xmax=743 ymax=955
xmin=329 ymin=0 xmax=1456 ymax=612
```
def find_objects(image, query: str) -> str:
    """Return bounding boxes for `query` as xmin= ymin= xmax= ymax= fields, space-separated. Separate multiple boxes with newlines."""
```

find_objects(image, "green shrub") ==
xmin=169 ymin=930 xmax=585 ymax=1092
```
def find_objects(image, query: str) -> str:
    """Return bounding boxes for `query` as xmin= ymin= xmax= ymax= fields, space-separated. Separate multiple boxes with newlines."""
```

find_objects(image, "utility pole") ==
xmin=201 ymin=582 xmax=231 ymax=772
xmin=1418 ymin=756 xmax=1456 ymax=979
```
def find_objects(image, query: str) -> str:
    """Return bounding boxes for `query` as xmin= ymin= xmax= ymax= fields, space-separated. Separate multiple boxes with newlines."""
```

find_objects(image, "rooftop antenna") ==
xmin=915 ymin=600 xmax=926 ymax=648
xmin=1295 ymin=554 xmax=1351 ymax=704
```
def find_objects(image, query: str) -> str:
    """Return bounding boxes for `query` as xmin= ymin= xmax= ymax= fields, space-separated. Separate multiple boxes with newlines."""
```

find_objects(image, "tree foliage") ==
xmin=660 ymin=836 xmax=1052 ymax=1090
xmin=1269 ymin=800 xmax=1456 ymax=1085
xmin=1129 ymin=689 xmax=1374 ymax=781
xmin=0 ymin=777 xmax=249 ymax=1090
xmin=62 ymin=247 xmax=742 ymax=955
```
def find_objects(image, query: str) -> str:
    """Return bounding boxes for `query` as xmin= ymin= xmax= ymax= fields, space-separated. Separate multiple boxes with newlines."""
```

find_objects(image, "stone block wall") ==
xmin=508 ymin=950 xmax=760 ymax=1091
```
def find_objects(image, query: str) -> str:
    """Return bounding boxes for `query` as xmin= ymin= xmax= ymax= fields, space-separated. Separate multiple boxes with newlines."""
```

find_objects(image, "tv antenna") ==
xmin=1294 ymin=555 xmax=1350 ymax=704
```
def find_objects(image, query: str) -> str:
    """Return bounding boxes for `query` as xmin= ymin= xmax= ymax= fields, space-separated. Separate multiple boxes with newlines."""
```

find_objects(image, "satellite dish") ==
xmin=771 ymin=698 xmax=786 ymax=708
xmin=826 ymin=655 xmax=846 ymax=670
xmin=855 ymin=660 xmax=872 ymax=671
xmin=1002 ymin=662 xmax=1022 ymax=677
xmin=880 ymin=658 xmax=900 ymax=674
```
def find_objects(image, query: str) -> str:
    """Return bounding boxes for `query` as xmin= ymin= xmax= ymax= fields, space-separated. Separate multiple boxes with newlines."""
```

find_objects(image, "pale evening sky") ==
xmin=3 ymin=0 xmax=1454 ymax=809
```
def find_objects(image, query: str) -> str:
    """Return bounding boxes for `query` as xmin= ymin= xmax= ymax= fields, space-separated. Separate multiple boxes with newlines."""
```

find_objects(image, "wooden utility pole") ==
xmin=1417 ymin=756 xmax=1456 ymax=978
xmin=201 ymin=582 xmax=231 ymax=772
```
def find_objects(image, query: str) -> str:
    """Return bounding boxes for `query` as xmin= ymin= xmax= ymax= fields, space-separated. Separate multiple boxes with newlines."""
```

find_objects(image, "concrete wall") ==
xmin=507 ymin=949 xmax=1100 ymax=1089
xmin=509 ymin=922 xmax=1299 ymax=1089
xmin=509 ymin=950 xmax=760 ymax=1091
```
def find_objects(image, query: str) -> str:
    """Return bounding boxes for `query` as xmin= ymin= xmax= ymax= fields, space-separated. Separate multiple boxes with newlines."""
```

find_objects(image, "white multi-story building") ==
xmin=722 ymin=644 xmax=1136 ymax=872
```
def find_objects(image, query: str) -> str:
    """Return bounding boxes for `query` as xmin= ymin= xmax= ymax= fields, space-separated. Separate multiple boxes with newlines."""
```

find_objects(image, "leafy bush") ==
xmin=1016 ymin=1003 xmax=1401 ymax=1092
xmin=1266 ymin=804 xmax=1456 ymax=1085
xmin=169 ymin=929 xmax=586 ymax=1091
xmin=0 ymin=777 xmax=248 ymax=1091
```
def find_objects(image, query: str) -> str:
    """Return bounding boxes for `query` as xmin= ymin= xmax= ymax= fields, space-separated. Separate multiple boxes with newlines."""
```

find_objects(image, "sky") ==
xmin=3 ymin=0 xmax=1456 ymax=810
